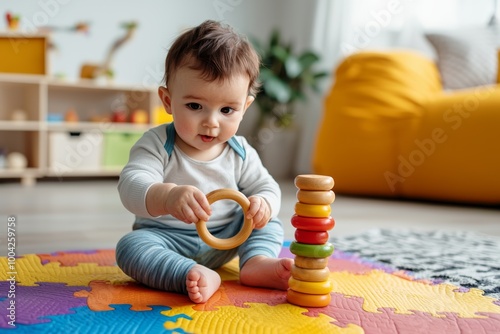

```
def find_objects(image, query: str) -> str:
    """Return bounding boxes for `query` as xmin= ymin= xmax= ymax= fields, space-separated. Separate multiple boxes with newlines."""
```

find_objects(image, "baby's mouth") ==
xmin=200 ymin=135 xmax=215 ymax=142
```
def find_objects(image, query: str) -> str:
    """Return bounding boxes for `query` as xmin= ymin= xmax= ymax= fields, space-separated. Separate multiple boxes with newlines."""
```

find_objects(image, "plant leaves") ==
xmin=314 ymin=71 xmax=329 ymax=79
xmin=262 ymin=75 xmax=292 ymax=104
xmin=285 ymin=56 xmax=302 ymax=78
xmin=270 ymin=45 xmax=289 ymax=62
xmin=298 ymin=52 xmax=320 ymax=70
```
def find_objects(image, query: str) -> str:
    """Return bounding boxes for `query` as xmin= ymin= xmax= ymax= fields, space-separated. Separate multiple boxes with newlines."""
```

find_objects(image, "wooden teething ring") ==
xmin=196 ymin=188 xmax=253 ymax=250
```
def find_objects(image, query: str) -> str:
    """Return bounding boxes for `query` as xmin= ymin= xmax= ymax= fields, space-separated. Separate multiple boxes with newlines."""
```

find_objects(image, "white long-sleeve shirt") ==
xmin=118 ymin=123 xmax=281 ymax=230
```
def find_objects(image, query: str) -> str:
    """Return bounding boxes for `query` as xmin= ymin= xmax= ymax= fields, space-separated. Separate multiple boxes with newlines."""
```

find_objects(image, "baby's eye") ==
xmin=221 ymin=107 xmax=235 ymax=114
xmin=186 ymin=103 xmax=202 ymax=110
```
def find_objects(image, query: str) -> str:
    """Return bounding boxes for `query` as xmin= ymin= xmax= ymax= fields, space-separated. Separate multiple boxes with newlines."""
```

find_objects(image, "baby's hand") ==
xmin=165 ymin=186 xmax=211 ymax=224
xmin=246 ymin=196 xmax=271 ymax=229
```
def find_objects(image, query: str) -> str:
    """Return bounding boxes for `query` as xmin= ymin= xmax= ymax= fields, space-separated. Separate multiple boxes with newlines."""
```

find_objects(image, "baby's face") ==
xmin=160 ymin=67 xmax=254 ymax=161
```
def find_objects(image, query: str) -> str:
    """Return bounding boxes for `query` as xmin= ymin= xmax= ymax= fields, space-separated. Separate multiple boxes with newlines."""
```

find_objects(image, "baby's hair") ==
xmin=163 ymin=20 xmax=261 ymax=97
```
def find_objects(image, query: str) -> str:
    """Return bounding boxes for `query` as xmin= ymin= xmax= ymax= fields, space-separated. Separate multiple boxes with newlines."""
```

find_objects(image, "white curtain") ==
xmin=294 ymin=0 xmax=352 ymax=175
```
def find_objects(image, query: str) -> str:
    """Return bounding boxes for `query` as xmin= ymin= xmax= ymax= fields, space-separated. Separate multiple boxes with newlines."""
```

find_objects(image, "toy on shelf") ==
xmin=38 ymin=22 xmax=90 ymax=51
xmin=130 ymin=109 xmax=149 ymax=124
xmin=80 ymin=21 xmax=138 ymax=80
xmin=64 ymin=108 xmax=79 ymax=123
xmin=5 ymin=12 xmax=20 ymax=30
xmin=6 ymin=152 xmax=28 ymax=170
xmin=287 ymin=174 xmax=336 ymax=308
xmin=196 ymin=188 xmax=253 ymax=250
xmin=39 ymin=22 xmax=89 ymax=34
xmin=11 ymin=109 xmax=27 ymax=121
xmin=111 ymin=109 xmax=128 ymax=123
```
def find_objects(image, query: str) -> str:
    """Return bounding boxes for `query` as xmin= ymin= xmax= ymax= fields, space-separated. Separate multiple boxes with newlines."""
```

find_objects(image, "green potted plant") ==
xmin=251 ymin=30 xmax=328 ymax=130
xmin=249 ymin=30 xmax=328 ymax=178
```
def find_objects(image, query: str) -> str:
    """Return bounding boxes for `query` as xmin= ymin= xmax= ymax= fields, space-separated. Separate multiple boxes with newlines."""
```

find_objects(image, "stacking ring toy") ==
xmin=295 ymin=202 xmax=331 ymax=218
xmin=196 ymin=189 xmax=253 ymax=250
xmin=294 ymin=174 xmax=334 ymax=191
xmin=295 ymin=229 xmax=329 ymax=245
xmin=288 ymin=277 xmax=333 ymax=295
xmin=291 ymin=215 xmax=335 ymax=231
xmin=287 ymin=289 xmax=331 ymax=307
xmin=290 ymin=241 xmax=334 ymax=258
xmin=294 ymin=256 xmax=329 ymax=269
xmin=291 ymin=265 xmax=330 ymax=282
xmin=296 ymin=190 xmax=335 ymax=205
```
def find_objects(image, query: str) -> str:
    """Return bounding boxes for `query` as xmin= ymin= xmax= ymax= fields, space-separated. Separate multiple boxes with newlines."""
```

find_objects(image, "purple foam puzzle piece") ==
xmin=0 ymin=282 xmax=90 ymax=328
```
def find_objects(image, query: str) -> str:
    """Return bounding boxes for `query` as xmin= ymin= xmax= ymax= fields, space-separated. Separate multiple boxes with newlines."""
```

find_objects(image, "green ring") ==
xmin=290 ymin=241 xmax=334 ymax=258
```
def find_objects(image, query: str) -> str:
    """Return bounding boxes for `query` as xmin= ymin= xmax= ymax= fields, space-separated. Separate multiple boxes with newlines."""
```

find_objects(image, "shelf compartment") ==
xmin=0 ymin=130 xmax=41 ymax=170
xmin=47 ymin=84 xmax=155 ymax=123
xmin=0 ymin=81 xmax=41 ymax=121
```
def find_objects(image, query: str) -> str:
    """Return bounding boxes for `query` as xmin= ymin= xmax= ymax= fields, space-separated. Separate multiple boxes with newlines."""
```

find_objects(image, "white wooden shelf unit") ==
xmin=0 ymin=74 xmax=159 ymax=185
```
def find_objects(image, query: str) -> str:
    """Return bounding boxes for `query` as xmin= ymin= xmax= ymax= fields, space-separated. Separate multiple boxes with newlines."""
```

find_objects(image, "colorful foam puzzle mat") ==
xmin=1 ymin=231 xmax=500 ymax=333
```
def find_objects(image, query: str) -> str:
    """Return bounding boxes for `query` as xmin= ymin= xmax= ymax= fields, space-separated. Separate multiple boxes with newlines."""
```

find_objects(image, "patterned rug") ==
xmin=332 ymin=229 xmax=500 ymax=300
xmin=1 ymin=229 xmax=500 ymax=333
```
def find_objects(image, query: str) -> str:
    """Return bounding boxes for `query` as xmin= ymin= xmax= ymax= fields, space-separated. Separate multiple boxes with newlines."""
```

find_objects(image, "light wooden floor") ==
xmin=1 ymin=178 xmax=499 ymax=256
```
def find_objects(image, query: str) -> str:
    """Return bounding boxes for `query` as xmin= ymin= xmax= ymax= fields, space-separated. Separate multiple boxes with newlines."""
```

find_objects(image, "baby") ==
xmin=116 ymin=20 xmax=292 ymax=303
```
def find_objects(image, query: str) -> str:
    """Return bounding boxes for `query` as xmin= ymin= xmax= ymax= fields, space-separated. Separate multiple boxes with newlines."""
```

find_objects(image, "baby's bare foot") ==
xmin=186 ymin=264 xmax=221 ymax=303
xmin=240 ymin=256 xmax=293 ymax=290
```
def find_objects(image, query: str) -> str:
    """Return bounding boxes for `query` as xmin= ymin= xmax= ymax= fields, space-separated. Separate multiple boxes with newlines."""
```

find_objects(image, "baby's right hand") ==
xmin=165 ymin=185 xmax=212 ymax=224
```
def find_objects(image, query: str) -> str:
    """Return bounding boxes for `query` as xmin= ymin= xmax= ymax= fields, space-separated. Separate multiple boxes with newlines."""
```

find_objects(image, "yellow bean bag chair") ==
xmin=313 ymin=51 xmax=500 ymax=204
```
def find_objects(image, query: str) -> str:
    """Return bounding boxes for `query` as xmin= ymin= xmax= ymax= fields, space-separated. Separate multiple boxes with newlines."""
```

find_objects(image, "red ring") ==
xmin=295 ymin=229 xmax=329 ymax=244
xmin=291 ymin=215 xmax=335 ymax=231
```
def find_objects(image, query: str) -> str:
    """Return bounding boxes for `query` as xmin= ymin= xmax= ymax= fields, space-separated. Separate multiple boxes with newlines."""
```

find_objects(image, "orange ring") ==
xmin=295 ymin=202 xmax=331 ymax=218
xmin=196 ymin=189 xmax=253 ymax=250
xmin=294 ymin=174 xmax=334 ymax=191
xmin=294 ymin=256 xmax=329 ymax=269
xmin=287 ymin=289 xmax=331 ymax=307
xmin=296 ymin=190 xmax=335 ymax=205
xmin=291 ymin=215 xmax=335 ymax=231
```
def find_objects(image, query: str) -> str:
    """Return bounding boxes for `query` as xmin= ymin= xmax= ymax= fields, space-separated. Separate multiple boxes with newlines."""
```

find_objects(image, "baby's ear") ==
xmin=158 ymin=87 xmax=172 ymax=114
xmin=244 ymin=95 xmax=255 ymax=110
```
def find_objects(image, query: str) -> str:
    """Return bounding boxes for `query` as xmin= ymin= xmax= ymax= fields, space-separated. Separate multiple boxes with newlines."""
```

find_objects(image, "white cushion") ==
xmin=425 ymin=27 xmax=498 ymax=90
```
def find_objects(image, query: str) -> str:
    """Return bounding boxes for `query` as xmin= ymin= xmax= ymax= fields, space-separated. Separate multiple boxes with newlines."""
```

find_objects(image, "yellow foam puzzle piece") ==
xmin=161 ymin=302 xmax=364 ymax=334
xmin=331 ymin=270 xmax=500 ymax=318
xmin=0 ymin=254 xmax=130 ymax=286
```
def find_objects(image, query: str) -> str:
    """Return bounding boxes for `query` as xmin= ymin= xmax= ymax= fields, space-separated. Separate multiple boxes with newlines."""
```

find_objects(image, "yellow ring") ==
xmin=287 ymin=289 xmax=331 ymax=308
xmin=294 ymin=174 xmax=334 ymax=191
xmin=291 ymin=265 xmax=330 ymax=282
xmin=296 ymin=190 xmax=335 ymax=205
xmin=294 ymin=202 xmax=331 ymax=218
xmin=288 ymin=277 xmax=333 ymax=295
xmin=196 ymin=189 xmax=253 ymax=250
xmin=294 ymin=256 xmax=329 ymax=269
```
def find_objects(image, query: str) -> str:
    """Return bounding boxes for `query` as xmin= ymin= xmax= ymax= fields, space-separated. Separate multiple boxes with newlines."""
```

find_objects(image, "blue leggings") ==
xmin=116 ymin=211 xmax=284 ymax=294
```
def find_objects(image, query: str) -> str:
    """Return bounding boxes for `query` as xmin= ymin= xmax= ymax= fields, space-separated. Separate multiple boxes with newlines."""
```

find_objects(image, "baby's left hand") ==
xmin=246 ymin=196 xmax=271 ymax=229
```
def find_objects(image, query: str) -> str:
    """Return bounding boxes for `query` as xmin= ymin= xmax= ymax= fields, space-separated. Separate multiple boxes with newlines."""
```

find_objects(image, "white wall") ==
xmin=0 ymin=0 xmax=316 ymax=85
